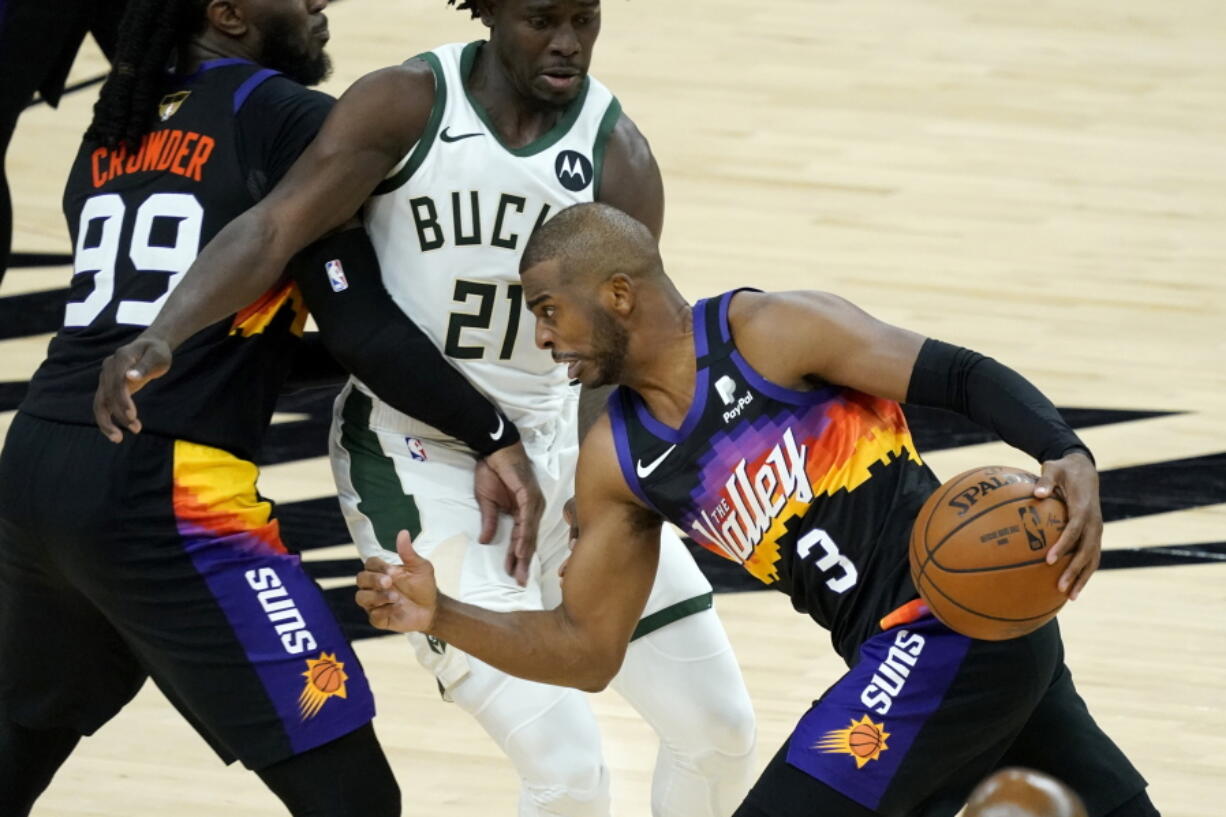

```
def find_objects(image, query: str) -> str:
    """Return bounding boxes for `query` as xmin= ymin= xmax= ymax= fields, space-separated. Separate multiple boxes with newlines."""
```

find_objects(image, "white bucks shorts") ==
xmin=329 ymin=380 xmax=713 ymax=694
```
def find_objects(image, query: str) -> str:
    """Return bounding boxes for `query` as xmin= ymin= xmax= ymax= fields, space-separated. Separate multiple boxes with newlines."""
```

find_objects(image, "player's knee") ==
xmin=700 ymin=692 xmax=757 ymax=758
xmin=509 ymin=725 xmax=607 ymax=791
xmin=520 ymin=764 xmax=610 ymax=817
xmin=505 ymin=716 xmax=610 ymax=816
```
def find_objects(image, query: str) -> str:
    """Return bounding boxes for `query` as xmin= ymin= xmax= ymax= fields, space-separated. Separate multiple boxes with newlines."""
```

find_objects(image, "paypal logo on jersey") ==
xmin=555 ymin=150 xmax=593 ymax=192
xmin=716 ymin=374 xmax=754 ymax=423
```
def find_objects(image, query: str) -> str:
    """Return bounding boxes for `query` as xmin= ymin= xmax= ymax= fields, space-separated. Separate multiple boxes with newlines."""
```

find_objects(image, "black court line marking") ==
xmin=23 ymin=73 xmax=107 ymax=110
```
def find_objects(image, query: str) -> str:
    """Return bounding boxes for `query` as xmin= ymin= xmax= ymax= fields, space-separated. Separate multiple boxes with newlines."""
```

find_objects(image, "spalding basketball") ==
xmin=909 ymin=465 xmax=1070 ymax=640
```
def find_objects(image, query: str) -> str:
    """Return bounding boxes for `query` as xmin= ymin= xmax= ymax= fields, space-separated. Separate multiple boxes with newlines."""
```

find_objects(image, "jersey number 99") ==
xmin=65 ymin=192 xmax=203 ymax=329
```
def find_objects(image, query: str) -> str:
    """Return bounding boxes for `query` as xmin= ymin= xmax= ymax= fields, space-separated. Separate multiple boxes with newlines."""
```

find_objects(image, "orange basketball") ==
xmin=310 ymin=662 xmax=344 ymax=694
xmin=848 ymin=722 xmax=882 ymax=758
xmin=909 ymin=465 xmax=1070 ymax=640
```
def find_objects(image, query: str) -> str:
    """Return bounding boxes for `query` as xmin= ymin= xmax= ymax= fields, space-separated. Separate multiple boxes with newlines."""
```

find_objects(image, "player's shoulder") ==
xmin=576 ymin=410 xmax=660 ymax=519
xmin=577 ymin=412 xmax=625 ymax=489
xmin=329 ymin=61 xmax=438 ymax=140
xmin=248 ymin=72 xmax=334 ymax=105
xmin=346 ymin=59 xmax=437 ymax=105
xmin=728 ymin=289 xmax=850 ymax=331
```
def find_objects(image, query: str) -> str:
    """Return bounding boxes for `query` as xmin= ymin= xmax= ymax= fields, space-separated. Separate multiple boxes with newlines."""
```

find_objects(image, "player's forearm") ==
xmin=291 ymin=228 xmax=520 ymax=456
xmin=906 ymin=338 xmax=1092 ymax=463
xmin=144 ymin=210 xmax=292 ymax=349
xmin=430 ymin=595 xmax=623 ymax=692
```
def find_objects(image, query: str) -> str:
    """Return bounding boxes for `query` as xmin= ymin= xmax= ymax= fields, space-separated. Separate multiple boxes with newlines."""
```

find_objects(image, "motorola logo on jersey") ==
xmin=246 ymin=567 xmax=319 ymax=655
xmin=860 ymin=628 xmax=926 ymax=715
xmin=555 ymin=150 xmax=593 ymax=191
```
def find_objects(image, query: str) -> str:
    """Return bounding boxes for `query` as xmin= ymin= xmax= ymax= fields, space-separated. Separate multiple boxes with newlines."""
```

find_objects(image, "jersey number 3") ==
xmin=64 ymin=192 xmax=203 ymax=328
xmin=797 ymin=528 xmax=859 ymax=594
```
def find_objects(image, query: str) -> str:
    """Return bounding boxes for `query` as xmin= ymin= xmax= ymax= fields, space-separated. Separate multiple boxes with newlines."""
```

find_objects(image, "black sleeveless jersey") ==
xmin=608 ymin=290 xmax=942 ymax=662
xmin=21 ymin=59 xmax=333 ymax=461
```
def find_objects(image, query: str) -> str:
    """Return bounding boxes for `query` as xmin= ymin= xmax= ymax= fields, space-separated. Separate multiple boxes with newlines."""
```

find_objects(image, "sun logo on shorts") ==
xmin=299 ymin=652 xmax=349 ymax=720
xmin=815 ymin=714 xmax=890 ymax=768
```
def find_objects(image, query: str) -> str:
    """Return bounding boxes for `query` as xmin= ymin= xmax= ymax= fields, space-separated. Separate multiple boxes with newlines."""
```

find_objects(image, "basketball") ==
xmin=310 ymin=661 xmax=344 ymax=694
xmin=909 ymin=466 xmax=1071 ymax=640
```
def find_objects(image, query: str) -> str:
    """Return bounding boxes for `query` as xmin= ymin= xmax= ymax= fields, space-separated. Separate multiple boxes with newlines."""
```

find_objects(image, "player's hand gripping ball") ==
xmin=909 ymin=466 xmax=1071 ymax=640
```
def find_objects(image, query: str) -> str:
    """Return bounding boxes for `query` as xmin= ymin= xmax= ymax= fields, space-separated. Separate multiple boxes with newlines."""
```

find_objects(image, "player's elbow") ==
xmin=575 ymin=643 xmax=627 ymax=692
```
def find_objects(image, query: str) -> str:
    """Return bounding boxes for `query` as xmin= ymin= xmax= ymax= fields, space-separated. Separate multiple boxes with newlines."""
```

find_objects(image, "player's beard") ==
xmin=587 ymin=307 xmax=629 ymax=388
xmin=260 ymin=16 xmax=332 ymax=87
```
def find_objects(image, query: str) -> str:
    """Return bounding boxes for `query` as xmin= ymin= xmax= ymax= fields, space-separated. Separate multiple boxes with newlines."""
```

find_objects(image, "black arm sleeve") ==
xmin=290 ymin=227 xmax=520 ymax=457
xmin=282 ymin=332 xmax=348 ymax=393
xmin=905 ymin=338 xmax=1093 ymax=464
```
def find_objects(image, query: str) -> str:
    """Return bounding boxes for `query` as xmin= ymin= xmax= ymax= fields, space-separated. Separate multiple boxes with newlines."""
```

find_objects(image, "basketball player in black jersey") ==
xmin=0 ymin=1 xmax=538 ymax=814
xmin=356 ymin=203 xmax=1159 ymax=816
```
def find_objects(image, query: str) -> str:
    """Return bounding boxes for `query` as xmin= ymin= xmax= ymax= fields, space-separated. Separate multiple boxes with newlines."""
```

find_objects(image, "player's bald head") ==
xmin=520 ymin=202 xmax=663 ymax=294
xmin=964 ymin=768 xmax=1087 ymax=817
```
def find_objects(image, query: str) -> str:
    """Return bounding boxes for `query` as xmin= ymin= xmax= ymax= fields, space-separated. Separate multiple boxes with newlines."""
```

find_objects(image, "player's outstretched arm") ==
xmin=93 ymin=64 xmax=435 ymax=441
xmin=731 ymin=291 xmax=1102 ymax=598
xmin=356 ymin=417 xmax=661 ymax=691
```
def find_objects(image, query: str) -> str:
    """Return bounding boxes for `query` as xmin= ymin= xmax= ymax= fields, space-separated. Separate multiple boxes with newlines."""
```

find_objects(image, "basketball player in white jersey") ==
xmin=93 ymin=2 xmax=757 ymax=815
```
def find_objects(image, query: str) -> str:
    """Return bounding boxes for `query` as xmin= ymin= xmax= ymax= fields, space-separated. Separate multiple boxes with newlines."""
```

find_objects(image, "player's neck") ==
xmin=467 ymin=43 xmax=564 ymax=149
xmin=624 ymin=300 xmax=697 ymax=428
xmin=179 ymin=35 xmax=262 ymax=75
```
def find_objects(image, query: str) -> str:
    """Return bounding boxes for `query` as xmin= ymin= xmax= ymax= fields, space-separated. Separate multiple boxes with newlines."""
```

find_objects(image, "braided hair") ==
xmin=85 ymin=0 xmax=210 ymax=149
xmin=447 ymin=1 xmax=482 ymax=19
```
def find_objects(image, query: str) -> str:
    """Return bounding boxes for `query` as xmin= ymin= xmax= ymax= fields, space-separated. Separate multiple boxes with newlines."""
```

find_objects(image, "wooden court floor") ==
xmin=3 ymin=0 xmax=1223 ymax=814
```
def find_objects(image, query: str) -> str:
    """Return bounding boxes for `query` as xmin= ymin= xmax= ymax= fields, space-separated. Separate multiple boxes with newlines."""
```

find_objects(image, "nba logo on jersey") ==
xmin=324 ymin=259 xmax=349 ymax=292
xmin=406 ymin=437 xmax=428 ymax=462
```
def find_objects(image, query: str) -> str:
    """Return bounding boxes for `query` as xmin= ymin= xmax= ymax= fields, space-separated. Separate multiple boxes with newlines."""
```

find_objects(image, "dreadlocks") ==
xmin=447 ymin=1 xmax=482 ymax=19
xmin=85 ymin=0 xmax=209 ymax=149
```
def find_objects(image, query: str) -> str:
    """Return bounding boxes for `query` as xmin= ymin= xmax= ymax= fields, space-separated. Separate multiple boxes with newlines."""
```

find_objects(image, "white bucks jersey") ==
xmin=362 ymin=41 xmax=622 ymax=432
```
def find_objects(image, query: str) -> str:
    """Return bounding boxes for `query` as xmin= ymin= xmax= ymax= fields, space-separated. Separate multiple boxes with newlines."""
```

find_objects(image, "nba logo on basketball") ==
xmin=324 ymin=259 xmax=349 ymax=292
xmin=406 ymin=437 xmax=428 ymax=462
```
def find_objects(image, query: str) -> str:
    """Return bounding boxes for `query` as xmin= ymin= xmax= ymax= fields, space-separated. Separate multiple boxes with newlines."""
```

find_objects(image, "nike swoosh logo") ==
xmin=635 ymin=445 xmax=676 ymax=479
xmin=440 ymin=127 xmax=483 ymax=143
xmin=490 ymin=414 xmax=505 ymax=441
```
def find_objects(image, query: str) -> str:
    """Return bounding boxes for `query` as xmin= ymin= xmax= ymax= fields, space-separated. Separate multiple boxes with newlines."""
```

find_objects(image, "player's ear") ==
xmin=476 ymin=0 xmax=496 ymax=29
xmin=205 ymin=0 xmax=248 ymax=38
xmin=604 ymin=272 xmax=634 ymax=317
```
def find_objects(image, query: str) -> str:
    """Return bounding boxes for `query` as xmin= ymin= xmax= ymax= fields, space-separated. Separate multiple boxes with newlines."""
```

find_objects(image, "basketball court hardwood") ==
xmin=3 ymin=1 xmax=1223 ymax=814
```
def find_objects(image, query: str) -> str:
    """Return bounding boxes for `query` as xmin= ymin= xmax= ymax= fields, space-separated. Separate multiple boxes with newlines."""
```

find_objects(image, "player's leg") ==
xmin=64 ymin=428 xmax=397 ymax=816
xmin=0 ymin=414 xmax=150 ymax=815
xmin=736 ymin=611 xmax=1062 ymax=817
xmin=255 ymin=722 xmax=400 ymax=817
xmin=330 ymin=385 xmax=611 ymax=816
xmin=993 ymin=624 xmax=1157 ymax=817
xmin=600 ymin=529 xmax=757 ymax=817
xmin=535 ymin=413 xmax=757 ymax=817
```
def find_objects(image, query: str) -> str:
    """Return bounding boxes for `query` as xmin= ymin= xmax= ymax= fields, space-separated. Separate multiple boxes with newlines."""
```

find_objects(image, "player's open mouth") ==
xmin=566 ymin=359 xmax=583 ymax=380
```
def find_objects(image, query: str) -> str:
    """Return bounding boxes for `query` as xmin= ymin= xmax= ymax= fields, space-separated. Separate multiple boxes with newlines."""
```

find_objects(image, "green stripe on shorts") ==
xmin=340 ymin=388 xmax=422 ymax=552
xmin=630 ymin=592 xmax=713 ymax=641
